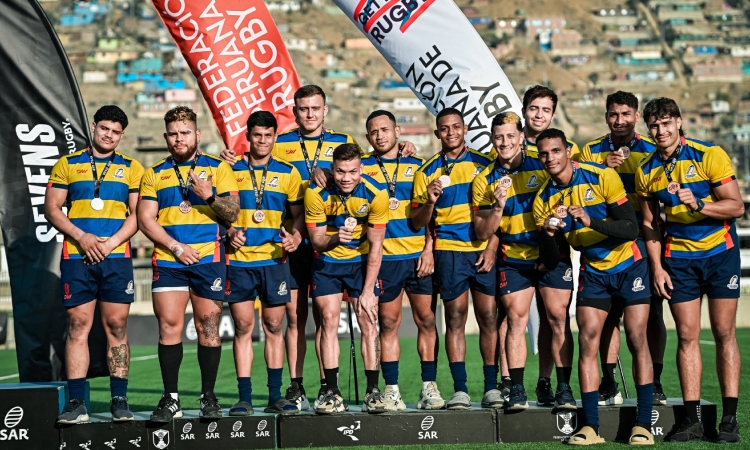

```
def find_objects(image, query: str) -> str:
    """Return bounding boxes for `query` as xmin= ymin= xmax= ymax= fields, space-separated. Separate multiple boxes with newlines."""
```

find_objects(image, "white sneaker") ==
xmin=315 ymin=389 xmax=348 ymax=415
xmin=313 ymin=385 xmax=327 ymax=410
xmin=446 ymin=391 xmax=471 ymax=410
xmin=417 ymin=381 xmax=445 ymax=410
xmin=361 ymin=387 xmax=387 ymax=414
xmin=382 ymin=385 xmax=406 ymax=411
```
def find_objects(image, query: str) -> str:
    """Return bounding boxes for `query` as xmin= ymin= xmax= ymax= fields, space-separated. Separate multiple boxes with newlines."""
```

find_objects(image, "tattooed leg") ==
xmin=101 ymin=302 xmax=131 ymax=378
xmin=355 ymin=297 xmax=380 ymax=371
xmin=192 ymin=295 xmax=223 ymax=347
xmin=107 ymin=343 xmax=131 ymax=378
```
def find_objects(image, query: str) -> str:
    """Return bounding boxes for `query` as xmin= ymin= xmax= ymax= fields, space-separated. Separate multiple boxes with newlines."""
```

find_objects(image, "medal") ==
xmin=374 ymin=151 xmax=402 ymax=213
xmin=438 ymin=175 xmax=451 ymax=187
xmin=90 ymin=197 xmax=104 ymax=211
xmin=389 ymin=197 xmax=400 ymax=210
xmin=344 ymin=216 xmax=357 ymax=230
xmin=249 ymin=159 xmax=271 ymax=224
xmin=556 ymin=205 xmax=568 ymax=218
xmin=179 ymin=200 xmax=192 ymax=213
xmin=253 ymin=210 xmax=266 ymax=223
xmin=499 ymin=175 xmax=512 ymax=189
xmin=171 ymin=152 xmax=201 ymax=213
xmin=608 ymin=134 xmax=638 ymax=161
xmin=667 ymin=182 xmax=680 ymax=194
xmin=618 ymin=146 xmax=630 ymax=159
xmin=438 ymin=147 xmax=466 ymax=189
xmin=662 ymin=141 xmax=684 ymax=196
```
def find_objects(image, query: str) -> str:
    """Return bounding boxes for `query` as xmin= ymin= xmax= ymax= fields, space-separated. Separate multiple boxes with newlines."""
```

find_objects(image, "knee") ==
xmin=233 ymin=317 xmax=255 ymax=338
xmin=379 ymin=314 xmax=400 ymax=335
xmin=67 ymin=315 xmax=91 ymax=339
xmin=263 ymin=315 xmax=283 ymax=336
xmin=711 ymin=325 xmax=736 ymax=346
xmin=285 ymin=310 xmax=298 ymax=328
xmin=105 ymin=317 xmax=128 ymax=341
xmin=319 ymin=307 xmax=340 ymax=330
xmin=445 ymin=310 xmax=466 ymax=331
xmin=506 ymin=309 xmax=529 ymax=332
xmin=676 ymin=325 xmax=699 ymax=347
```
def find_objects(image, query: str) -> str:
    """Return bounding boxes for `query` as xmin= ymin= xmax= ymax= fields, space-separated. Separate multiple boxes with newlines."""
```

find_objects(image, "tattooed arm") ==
xmin=189 ymin=168 xmax=240 ymax=224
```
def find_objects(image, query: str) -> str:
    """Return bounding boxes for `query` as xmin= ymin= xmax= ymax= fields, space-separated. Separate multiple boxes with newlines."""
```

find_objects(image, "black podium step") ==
xmin=277 ymin=402 xmax=496 ymax=447
xmin=0 ymin=382 xmax=71 ymax=450
xmin=497 ymin=398 xmax=717 ymax=443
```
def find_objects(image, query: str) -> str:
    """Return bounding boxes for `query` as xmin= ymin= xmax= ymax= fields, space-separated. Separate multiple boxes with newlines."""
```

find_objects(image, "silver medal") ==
xmin=389 ymin=197 xmax=400 ymax=210
xmin=90 ymin=197 xmax=104 ymax=211
xmin=438 ymin=175 xmax=451 ymax=187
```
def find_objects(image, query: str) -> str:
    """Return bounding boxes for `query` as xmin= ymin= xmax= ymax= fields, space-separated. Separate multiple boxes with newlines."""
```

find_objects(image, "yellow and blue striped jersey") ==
xmin=533 ymin=162 xmax=642 ymax=275
xmin=140 ymin=153 xmax=239 ymax=267
xmin=305 ymin=179 xmax=389 ymax=262
xmin=361 ymin=153 xmax=426 ymax=260
xmin=525 ymin=137 xmax=580 ymax=161
xmin=412 ymin=148 xmax=493 ymax=252
xmin=635 ymin=137 xmax=737 ymax=259
xmin=273 ymin=128 xmax=357 ymax=185
xmin=581 ymin=134 xmax=656 ymax=223
xmin=228 ymin=156 xmax=304 ymax=267
xmin=48 ymin=149 xmax=144 ymax=259
xmin=471 ymin=153 xmax=550 ymax=265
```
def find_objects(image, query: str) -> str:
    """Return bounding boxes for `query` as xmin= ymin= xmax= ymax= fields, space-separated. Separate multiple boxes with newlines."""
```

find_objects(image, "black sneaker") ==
xmin=653 ymin=382 xmax=667 ymax=406
xmin=717 ymin=415 xmax=740 ymax=443
xmin=229 ymin=400 xmax=254 ymax=416
xmin=150 ymin=394 xmax=182 ymax=422
xmin=505 ymin=384 xmax=529 ymax=411
xmin=665 ymin=417 xmax=704 ymax=442
xmin=200 ymin=392 xmax=222 ymax=419
xmin=535 ymin=379 xmax=554 ymax=407
xmin=285 ymin=381 xmax=311 ymax=411
xmin=313 ymin=384 xmax=328 ymax=410
xmin=264 ymin=398 xmax=299 ymax=415
xmin=110 ymin=396 xmax=134 ymax=422
xmin=554 ymin=382 xmax=577 ymax=410
xmin=597 ymin=382 xmax=623 ymax=406
xmin=57 ymin=398 xmax=89 ymax=424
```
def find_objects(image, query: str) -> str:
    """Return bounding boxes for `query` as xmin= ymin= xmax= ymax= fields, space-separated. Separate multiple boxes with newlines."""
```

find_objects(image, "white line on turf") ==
xmin=699 ymin=340 xmax=716 ymax=346
xmin=0 ymin=373 xmax=19 ymax=381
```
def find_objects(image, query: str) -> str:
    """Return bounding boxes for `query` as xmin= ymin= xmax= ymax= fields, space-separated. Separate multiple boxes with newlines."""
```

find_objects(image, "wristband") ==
xmin=206 ymin=195 xmax=216 ymax=206
xmin=695 ymin=198 xmax=704 ymax=212
xmin=170 ymin=243 xmax=184 ymax=258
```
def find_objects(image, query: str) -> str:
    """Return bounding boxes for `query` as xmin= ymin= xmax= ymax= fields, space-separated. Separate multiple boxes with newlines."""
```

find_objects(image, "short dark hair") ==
xmin=164 ymin=106 xmax=197 ymax=125
xmin=332 ymin=143 xmax=361 ymax=162
xmin=606 ymin=91 xmax=639 ymax=112
xmin=247 ymin=110 xmax=277 ymax=132
xmin=436 ymin=107 xmax=464 ymax=125
xmin=643 ymin=97 xmax=683 ymax=136
xmin=522 ymin=85 xmax=558 ymax=113
xmin=536 ymin=128 xmax=568 ymax=147
xmin=94 ymin=105 xmax=128 ymax=129
xmin=294 ymin=85 xmax=326 ymax=104
xmin=491 ymin=111 xmax=523 ymax=132
xmin=366 ymin=110 xmax=396 ymax=129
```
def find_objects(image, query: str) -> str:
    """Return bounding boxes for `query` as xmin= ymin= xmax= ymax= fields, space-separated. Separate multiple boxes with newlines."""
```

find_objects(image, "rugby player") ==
xmin=360 ymin=110 xmax=441 ymax=410
xmin=520 ymin=85 xmax=581 ymax=404
xmin=636 ymin=98 xmax=742 ymax=443
xmin=472 ymin=112 xmax=575 ymax=411
xmin=138 ymin=106 xmax=239 ymax=421
xmin=535 ymin=128 xmax=654 ymax=445
xmin=47 ymin=105 xmax=143 ymax=423
xmin=580 ymin=91 xmax=668 ymax=407
xmin=411 ymin=108 xmax=501 ymax=410
xmin=224 ymin=111 xmax=304 ymax=416
xmin=305 ymin=144 xmax=389 ymax=414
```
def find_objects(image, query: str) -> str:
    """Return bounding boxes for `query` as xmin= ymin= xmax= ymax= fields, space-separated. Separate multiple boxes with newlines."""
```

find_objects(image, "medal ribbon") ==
xmin=336 ymin=188 xmax=354 ymax=218
xmin=440 ymin=146 xmax=467 ymax=176
xmin=551 ymin=162 xmax=578 ymax=208
xmin=607 ymin=133 xmax=639 ymax=152
xmin=662 ymin=139 xmax=684 ymax=183
xmin=170 ymin=152 xmax=201 ymax=201
xmin=249 ymin=160 xmax=270 ymax=211
xmin=299 ymin=128 xmax=326 ymax=177
xmin=496 ymin=149 xmax=526 ymax=178
xmin=374 ymin=149 xmax=401 ymax=199
xmin=88 ymin=149 xmax=116 ymax=200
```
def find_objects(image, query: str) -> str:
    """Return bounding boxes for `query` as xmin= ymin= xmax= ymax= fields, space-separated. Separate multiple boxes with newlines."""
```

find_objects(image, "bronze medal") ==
xmin=619 ymin=146 xmax=630 ymax=159
xmin=344 ymin=216 xmax=357 ymax=230
xmin=667 ymin=182 xmax=680 ymax=194
xmin=389 ymin=197 xmax=399 ymax=210
xmin=253 ymin=210 xmax=265 ymax=223
xmin=499 ymin=175 xmax=512 ymax=189
xmin=179 ymin=200 xmax=192 ymax=214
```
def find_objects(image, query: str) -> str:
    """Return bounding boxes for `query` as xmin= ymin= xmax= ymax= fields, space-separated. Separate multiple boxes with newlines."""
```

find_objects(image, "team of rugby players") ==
xmin=45 ymin=84 xmax=742 ymax=445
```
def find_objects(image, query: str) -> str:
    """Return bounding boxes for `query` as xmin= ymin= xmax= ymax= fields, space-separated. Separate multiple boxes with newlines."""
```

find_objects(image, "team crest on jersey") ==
xmin=404 ymin=166 xmax=414 ymax=177
xmin=727 ymin=275 xmax=739 ymax=289
xmin=278 ymin=281 xmax=288 ymax=296
xmin=632 ymin=277 xmax=645 ymax=292
xmin=324 ymin=146 xmax=334 ymax=157
xmin=210 ymin=278 xmax=223 ymax=291
xmin=583 ymin=188 xmax=595 ymax=202
xmin=526 ymin=174 xmax=539 ymax=189
xmin=125 ymin=280 xmax=135 ymax=294
xmin=114 ymin=168 xmax=125 ymax=179
xmin=198 ymin=170 xmax=208 ymax=180
xmin=685 ymin=164 xmax=697 ymax=179
xmin=268 ymin=176 xmax=279 ymax=188
xmin=356 ymin=204 xmax=369 ymax=214
xmin=563 ymin=268 xmax=572 ymax=282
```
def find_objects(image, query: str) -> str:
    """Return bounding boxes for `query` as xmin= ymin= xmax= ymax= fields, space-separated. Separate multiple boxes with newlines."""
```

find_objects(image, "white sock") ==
xmin=386 ymin=384 xmax=399 ymax=393
xmin=170 ymin=393 xmax=179 ymax=401
xmin=422 ymin=382 xmax=431 ymax=390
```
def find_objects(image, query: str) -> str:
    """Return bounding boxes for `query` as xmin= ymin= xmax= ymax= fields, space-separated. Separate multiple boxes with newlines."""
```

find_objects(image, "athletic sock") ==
xmin=365 ymin=370 xmax=379 ymax=394
xmin=291 ymin=377 xmax=303 ymax=387
xmin=110 ymin=376 xmax=128 ymax=398
xmin=602 ymin=363 xmax=616 ymax=387
xmin=635 ymin=383 xmax=654 ymax=425
xmin=684 ymin=400 xmax=701 ymax=424
xmin=381 ymin=361 xmax=399 ymax=386
xmin=483 ymin=364 xmax=498 ymax=393
xmin=320 ymin=378 xmax=327 ymax=388
xmin=158 ymin=342 xmax=183 ymax=394
xmin=653 ymin=363 xmax=663 ymax=385
xmin=537 ymin=376 xmax=550 ymax=386
xmin=68 ymin=378 xmax=86 ymax=400
xmin=237 ymin=377 xmax=252 ymax=404
xmin=563 ymin=367 xmax=573 ymax=384
xmin=722 ymin=397 xmax=738 ymax=419
xmin=197 ymin=344 xmax=221 ymax=394
xmin=581 ymin=391 xmax=600 ymax=427
xmin=420 ymin=360 xmax=437 ymax=382
xmin=502 ymin=376 xmax=512 ymax=388
xmin=555 ymin=367 xmax=566 ymax=386
xmin=267 ymin=368 xmax=283 ymax=404
xmin=449 ymin=361 xmax=468 ymax=394
xmin=509 ymin=367 xmax=524 ymax=387
xmin=324 ymin=368 xmax=339 ymax=390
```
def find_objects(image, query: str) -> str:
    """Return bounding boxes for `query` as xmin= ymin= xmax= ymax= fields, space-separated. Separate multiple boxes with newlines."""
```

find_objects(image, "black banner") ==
xmin=0 ymin=0 xmax=104 ymax=381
